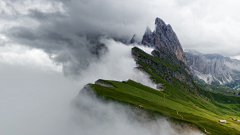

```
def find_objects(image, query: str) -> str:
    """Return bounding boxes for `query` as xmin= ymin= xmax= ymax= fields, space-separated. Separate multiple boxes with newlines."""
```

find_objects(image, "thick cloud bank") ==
xmin=1 ymin=0 xmax=240 ymax=77
xmin=71 ymin=87 xmax=203 ymax=135
xmin=0 ymin=39 xmax=203 ymax=135
xmin=77 ymin=38 xmax=156 ymax=89
xmin=2 ymin=0 xmax=237 ymax=134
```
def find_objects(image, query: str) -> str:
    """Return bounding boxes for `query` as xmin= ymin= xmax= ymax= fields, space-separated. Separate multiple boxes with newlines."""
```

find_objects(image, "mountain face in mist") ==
xmin=141 ymin=18 xmax=189 ymax=68
xmin=77 ymin=17 xmax=240 ymax=134
xmin=132 ymin=18 xmax=195 ymax=89
xmin=185 ymin=50 xmax=240 ymax=90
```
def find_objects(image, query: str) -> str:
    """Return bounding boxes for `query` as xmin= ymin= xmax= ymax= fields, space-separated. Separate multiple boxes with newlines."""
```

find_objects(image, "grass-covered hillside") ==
xmin=199 ymin=84 xmax=239 ymax=96
xmin=88 ymin=79 xmax=240 ymax=135
xmin=86 ymin=47 xmax=240 ymax=135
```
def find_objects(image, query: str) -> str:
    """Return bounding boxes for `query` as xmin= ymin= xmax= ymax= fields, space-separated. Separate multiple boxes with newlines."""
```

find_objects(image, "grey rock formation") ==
xmin=130 ymin=34 xmax=137 ymax=44
xmin=142 ymin=18 xmax=189 ymax=68
xmin=132 ymin=18 xmax=200 ymax=89
xmin=141 ymin=27 xmax=154 ymax=47
xmin=131 ymin=17 xmax=197 ymax=89
xmin=185 ymin=50 xmax=240 ymax=90
xmin=132 ymin=48 xmax=195 ymax=89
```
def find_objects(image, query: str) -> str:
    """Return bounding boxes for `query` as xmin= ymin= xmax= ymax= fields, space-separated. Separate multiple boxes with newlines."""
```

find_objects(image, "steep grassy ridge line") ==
xmin=85 ymin=47 xmax=240 ymax=134
xmin=88 ymin=79 xmax=240 ymax=135
xmin=132 ymin=47 xmax=195 ymax=89
xmin=133 ymin=47 xmax=240 ymax=113
xmin=130 ymin=47 xmax=240 ymax=133
xmin=132 ymin=47 xmax=240 ymax=103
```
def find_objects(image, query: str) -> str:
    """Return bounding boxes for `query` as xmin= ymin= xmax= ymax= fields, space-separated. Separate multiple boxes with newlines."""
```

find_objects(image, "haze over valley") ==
xmin=1 ymin=0 xmax=240 ymax=135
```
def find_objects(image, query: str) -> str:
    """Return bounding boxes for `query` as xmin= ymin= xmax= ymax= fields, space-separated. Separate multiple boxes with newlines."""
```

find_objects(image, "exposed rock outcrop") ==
xmin=132 ymin=17 xmax=196 ymax=88
xmin=95 ymin=80 xmax=115 ymax=87
xmin=185 ymin=50 xmax=240 ymax=90
xmin=130 ymin=34 xmax=137 ymax=44
xmin=132 ymin=47 xmax=195 ymax=89
xmin=142 ymin=18 xmax=189 ymax=69
xmin=141 ymin=27 xmax=154 ymax=47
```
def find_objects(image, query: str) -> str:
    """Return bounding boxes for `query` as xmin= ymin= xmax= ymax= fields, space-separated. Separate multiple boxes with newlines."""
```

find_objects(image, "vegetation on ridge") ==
xmin=84 ymin=47 xmax=240 ymax=135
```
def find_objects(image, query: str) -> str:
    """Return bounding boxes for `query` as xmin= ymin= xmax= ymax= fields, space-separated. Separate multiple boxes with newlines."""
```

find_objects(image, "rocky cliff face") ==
xmin=131 ymin=17 xmax=195 ymax=89
xmin=185 ymin=50 xmax=240 ymax=90
xmin=141 ymin=18 xmax=189 ymax=68
xmin=132 ymin=48 xmax=195 ymax=89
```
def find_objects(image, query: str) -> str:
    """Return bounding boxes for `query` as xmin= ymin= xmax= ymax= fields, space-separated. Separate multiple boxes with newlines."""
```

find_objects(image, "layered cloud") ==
xmin=1 ymin=0 xmax=240 ymax=75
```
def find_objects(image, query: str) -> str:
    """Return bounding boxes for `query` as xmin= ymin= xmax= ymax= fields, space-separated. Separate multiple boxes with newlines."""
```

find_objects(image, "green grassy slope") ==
xmin=89 ymin=79 xmax=240 ymax=135
xmin=199 ymin=84 xmax=239 ymax=95
xmin=85 ymin=47 xmax=240 ymax=135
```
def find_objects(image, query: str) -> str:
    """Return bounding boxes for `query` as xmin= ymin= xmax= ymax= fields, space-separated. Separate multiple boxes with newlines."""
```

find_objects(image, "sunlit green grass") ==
xmin=86 ymin=47 xmax=240 ymax=135
xmin=89 ymin=79 xmax=240 ymax=135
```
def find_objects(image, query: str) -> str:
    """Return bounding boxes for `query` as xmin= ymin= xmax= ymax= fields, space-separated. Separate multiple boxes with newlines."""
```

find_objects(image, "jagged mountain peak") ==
xmin=130 ymin=34 xmax=136 ymax=44
xmin=145 ymin=26 xmax=152 ymax=35
xmin=142 ymin=17 xmax=190 ymax=69
xmin=155 ymin=17 xmax=166 ymax=26
xmin=155 ymin=18 xmax=174 ymax=35
xmin=141 ymin=26 xmax=154 ymax=47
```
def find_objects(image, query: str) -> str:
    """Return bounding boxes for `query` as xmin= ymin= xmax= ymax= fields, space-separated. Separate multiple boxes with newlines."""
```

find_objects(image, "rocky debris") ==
xmin=141 ymin=18 xmax=190 ymax=69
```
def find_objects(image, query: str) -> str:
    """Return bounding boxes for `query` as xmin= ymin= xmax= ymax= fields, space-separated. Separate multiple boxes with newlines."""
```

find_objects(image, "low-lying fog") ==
xmin=0 ymin=39 xmax=203 ymax=135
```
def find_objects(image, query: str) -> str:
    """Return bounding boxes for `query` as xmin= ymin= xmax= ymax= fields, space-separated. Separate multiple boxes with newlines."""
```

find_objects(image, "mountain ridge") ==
xmin=185 ymin=49 xmax=240 ymax=91
xmin=78 ymin=17 xmax=240 ymax=135
xmin=141 ymin=18 xmax=190 ymax=69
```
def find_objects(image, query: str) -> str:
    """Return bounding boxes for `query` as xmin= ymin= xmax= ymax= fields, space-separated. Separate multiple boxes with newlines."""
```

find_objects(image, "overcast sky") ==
xmin=1 ymin=0 xmax=240 ymax=53
xmin=1 ymin=1 xmax=240 ymax=134
xmin=1 ymin=0 xmax=240 ymax=76
xmin=0 ymin=0 xmax=240 ymax=82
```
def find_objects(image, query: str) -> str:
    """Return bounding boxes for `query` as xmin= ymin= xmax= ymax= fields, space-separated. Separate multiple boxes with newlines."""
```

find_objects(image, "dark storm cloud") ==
xmin=4 ymin=23 xmax=101 ymax=76
xmin=28 ymin=9 xmax=67 ymax=21
xmin=7 ymin=27 xmax=37 ymax=41
xmin=2 ymin=0 xmax=240 ymax=76
xmin=2 ymin=0 xmax=152 ymax=76
xmin=5 ymin=24 xmax=102 ymax=76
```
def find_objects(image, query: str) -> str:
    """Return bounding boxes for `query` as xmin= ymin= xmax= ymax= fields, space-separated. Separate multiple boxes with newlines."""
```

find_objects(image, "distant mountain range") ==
xmin=185 ymin=50 xmax=240 ymax=91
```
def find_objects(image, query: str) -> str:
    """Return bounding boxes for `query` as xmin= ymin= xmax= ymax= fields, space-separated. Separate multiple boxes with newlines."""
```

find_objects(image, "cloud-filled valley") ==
xmin=1 ymin=0 xmax=240 ymax=77
xmin=1 ymin=0 xmax=240 ymax=135
xmin=0 ymin=38 xmax=203 ymax=134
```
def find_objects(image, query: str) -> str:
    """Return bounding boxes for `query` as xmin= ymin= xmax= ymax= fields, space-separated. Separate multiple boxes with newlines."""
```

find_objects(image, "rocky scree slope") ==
xmin=185 ymin=50 xmax=240 ymax=91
